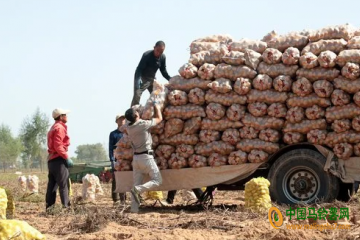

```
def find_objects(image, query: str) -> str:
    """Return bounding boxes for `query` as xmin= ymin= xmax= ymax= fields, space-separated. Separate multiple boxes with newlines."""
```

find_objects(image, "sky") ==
xmin=1 ymin=0 xmax=360 ymax=158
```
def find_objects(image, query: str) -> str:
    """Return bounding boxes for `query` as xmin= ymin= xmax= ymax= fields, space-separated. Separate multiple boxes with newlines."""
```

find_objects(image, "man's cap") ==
xmin=52 ymin=108 xmax=70 ymax=119
xmin=125 ymin=108 xmax=136 ymax=123
xmin=115 ymin=114 xmax=125 ymax=123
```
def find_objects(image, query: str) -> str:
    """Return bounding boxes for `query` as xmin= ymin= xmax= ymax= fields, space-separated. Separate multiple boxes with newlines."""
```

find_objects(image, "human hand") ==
xmin=65 ymin=159 xmax=74 ymax=168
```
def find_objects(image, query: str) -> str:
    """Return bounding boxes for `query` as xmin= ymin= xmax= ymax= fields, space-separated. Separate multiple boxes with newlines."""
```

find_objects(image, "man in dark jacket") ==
xmin=131 ymin=41 xmax=171 ymax=107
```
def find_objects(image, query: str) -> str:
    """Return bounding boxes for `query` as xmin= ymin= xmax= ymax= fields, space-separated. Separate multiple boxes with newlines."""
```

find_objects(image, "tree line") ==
xmin=0 ymin=108 xmax=108 ymax=172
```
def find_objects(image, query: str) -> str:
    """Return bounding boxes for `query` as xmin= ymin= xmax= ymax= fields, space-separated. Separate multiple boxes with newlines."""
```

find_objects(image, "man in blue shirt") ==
xmin=109 ymin=114 xmax=126 ymax=204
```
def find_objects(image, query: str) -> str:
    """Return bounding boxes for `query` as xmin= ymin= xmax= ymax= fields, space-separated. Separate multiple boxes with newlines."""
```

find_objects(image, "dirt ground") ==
xmin=2 ymin=172 xmax=360 ymax=240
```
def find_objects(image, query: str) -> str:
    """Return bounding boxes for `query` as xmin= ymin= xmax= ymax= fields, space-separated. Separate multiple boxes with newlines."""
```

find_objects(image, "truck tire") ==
xmin=268 ymin=149 xmax=339 ymax=204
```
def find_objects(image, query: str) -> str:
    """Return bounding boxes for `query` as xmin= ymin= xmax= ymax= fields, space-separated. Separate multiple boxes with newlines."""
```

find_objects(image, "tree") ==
xmin=75 ymin=143 xmax=107 ymax=163
xmin=19 ymin=108 xmax=50 ymax=171
xmin=0 ymin=124 xmax=22 ymax=172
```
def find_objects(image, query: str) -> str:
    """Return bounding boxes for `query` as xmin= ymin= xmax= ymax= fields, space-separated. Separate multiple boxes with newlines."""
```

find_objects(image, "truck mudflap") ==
xmin=114 ymin=163 xmax=262 ymax=193
xmin=316 ymin=145 xmax=360 ymax=183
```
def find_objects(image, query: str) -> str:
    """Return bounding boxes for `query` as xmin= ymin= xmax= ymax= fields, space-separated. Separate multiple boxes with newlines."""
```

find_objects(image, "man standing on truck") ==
xmin=124 ymin=103 xmax=163 ymax=213
xmin=109 ymin=114 xmax=127 ymax=205
xmin=131 ymin=41 xmax=172 ymax=107
xmin=46 ymin=108 xmax=73 ymax=210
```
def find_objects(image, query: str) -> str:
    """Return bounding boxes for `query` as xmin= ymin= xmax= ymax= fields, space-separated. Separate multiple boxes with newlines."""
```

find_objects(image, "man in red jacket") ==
xmin=46 ymin=108 xmax=72 ymax=209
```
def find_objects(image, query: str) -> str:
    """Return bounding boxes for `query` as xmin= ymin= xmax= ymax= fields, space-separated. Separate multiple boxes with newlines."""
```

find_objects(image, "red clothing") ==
xmin=47 ymin=121 xmax=70 ymax=160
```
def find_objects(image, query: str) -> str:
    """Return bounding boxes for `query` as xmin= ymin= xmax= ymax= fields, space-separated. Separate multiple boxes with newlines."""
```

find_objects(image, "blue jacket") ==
xmin=109 ymin=129 xmax=123 ymax=161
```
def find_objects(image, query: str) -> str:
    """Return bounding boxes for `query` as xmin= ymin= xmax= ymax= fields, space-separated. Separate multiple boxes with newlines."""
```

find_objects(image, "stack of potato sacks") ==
xmin=116 ymin=24 xmax=360 ymax=171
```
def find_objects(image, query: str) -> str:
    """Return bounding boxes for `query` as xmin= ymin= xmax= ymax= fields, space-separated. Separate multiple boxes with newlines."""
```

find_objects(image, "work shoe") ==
xmin=131 ymin=187 xmax=141 ymax=205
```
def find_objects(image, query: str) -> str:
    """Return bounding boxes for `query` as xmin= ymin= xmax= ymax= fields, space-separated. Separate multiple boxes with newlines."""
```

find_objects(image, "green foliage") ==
xmin=0 ymin=124 xmax=22 ymax=171
xmin=75 ymin=143 xmax=107 ymax=163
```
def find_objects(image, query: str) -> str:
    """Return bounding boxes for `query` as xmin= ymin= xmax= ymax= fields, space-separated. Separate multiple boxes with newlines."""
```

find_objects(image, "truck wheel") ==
xmin=268 ymin=149 xmax=339 ymax=204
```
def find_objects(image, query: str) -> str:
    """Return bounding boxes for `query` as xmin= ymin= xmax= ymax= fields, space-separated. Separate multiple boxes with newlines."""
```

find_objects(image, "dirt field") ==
xmin=2 ymin=171 xmax=360 ymax=240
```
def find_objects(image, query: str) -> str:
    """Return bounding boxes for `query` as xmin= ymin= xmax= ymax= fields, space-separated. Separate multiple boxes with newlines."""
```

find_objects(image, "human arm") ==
xmin=53 ymin=128 xmax=69 ymax=160
xmin=160 ymin=54 xmax=171 ymax=81
xmin=109 ymin=132 xmax=115 ymax=162
xmin=134 ymin=52 xmax=149 ymax=89
xmin=153 ymin=103 xmax=163 ymax=125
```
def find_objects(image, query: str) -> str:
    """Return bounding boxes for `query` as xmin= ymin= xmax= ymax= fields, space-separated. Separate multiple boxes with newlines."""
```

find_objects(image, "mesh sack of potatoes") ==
xmin=142 ymin=81 xmax=168 ymax=119
xmin=248 ymin=150 xmax=269 ymax=163
xmin=228 ymin=38 xmax=267 ymax=53
xmin=226 ymin=103 xmax=246 ymax=121
xmin=236 ymin=139 xmax=279 ymax=154
xmin=176 ymin=144 xmax=195 ymax=158
xmin=195 ymin=141 xmax=234 ymax=156
xmin=248 ymin=102 xmax=268 ymax=117
xmin=325 ymin=104 xmax=360 ymax=122
xmin=222 ymin=51 xmax=245 ymax=65
xmin=244 ymin=49 xmax=262 ymax=70
xmin=116 ymin=133 xmax=132 ymax=148
xmin=257 ymin=62 xmax=298 ymax=78
xmin=305 ymin=105 xmax=325 ymax=120
xmin=341 ymin=62 xmax=360 ymax=80
xmin=242 ymin=114 xmax=284 ymax=130
xmin=114 ymin=147 xmax=133 ymax=160
xmin=221 ymin=128 xmax=241 ymax=145
xmin=247 ymin=90 xmax=288 ymax=104
xmin=331 ymin=89 xmax=351 ymax=106
xmin=198 ymin=63 xmax=216 ymax=80
xmin=259 ymin=129 xmax=280 ymax=143
xmin=183 ymin=117 xmax=202 ymax=135
xmin=188 ymin=88 xmax=205 ymax=105
xmin=190 ymin=42 xmax=220 ymax=54
xmin=331 ymin=119 xmax=351 ymax=133
xmin=152 ymin=134 xmax=159 ymax=149
xmin=273 ymin=75 xmax=292 ymax=92
xmin=214 ymin=63 xmax=257 ymax=80
xmin=164 ymin=104 xmax=206 ymax=120
xmin=244 ymin=177 xmax=272 ymax=212
xmin=266 ymin=32 xmax=308 ymax=52
xmin=207 ymin=78 xmax=232 ymax=93
xmin=114 ymin=160 xmax=132 ymax=171
xmin=168 ymin=90 xmax=188 ymax=106
xmin=336 ymin=49 xmax=360 ymax=66
xmin=355 ymin=92 xmax=360 ymax=107
xmin=333 ymin=77 xmax=360 ymax=94
xmin=228 ymin=150 xmax=248 ymax=165
xmin=347 ymin=36 xmax=360 ymax=49
xmin=131 ymin=104 xmax=145 ymax=116
xmin=301 ymin=39 xmax=347 ymax=55
xmin=282 ymin=47 xmax=300 ymax=65
xmin=168 ymin=153 xmax=188 ymax=169
xmin=286 ymin=107 xmax=305 ymax=123
xmin=313 ymin=80 xmax=333 ymax=98
xmin=192 ymin=34 xmax=233 ymax=43
xmin=283 ymin=132 xmax=305 ymax=144
xmin=160 ymin=133 xmax=199 ymax=146
xmin=18 ymin=176 xmax=27 ymax=192
xmin=318 ymin=50 xmax=337 ymax=68
xmin=299 ymin=52 xmax=319 ymax=69
xmin=179 ymin=63 xmax=198 ymax=79
xmin=201 ymin=117 xmax=244 ymax=131
xmin=308 ymin=24 xmax=355 ymax=42
xmin=205 ymin=90 xmax=247 ymax=106
xmin=352 ymin=116 xmax=360 ymax=131
xmin=286 ymin=93 xmax=331 ymax=108
xmin=239 ymin=126 xmax=259 ymax=139
xmin=155 ymin=145 xmax=175 ymax=159
xmin=199 ymin=130 xmax=221 ymax=143
xmin=169 ymin=76 xmax=211 ymax=92
xmin=189 ymin=51 xmax=207 ymax=66
xmin=307 ymin=129 xmax=327 ymax=145
xmin=292 ymin=77 xmax=313 ymax=97
xmin=206 ymin=103 xmax=226 ymax=120
xmin=188 ymin=154 xmax=208 ymax=168
xmin=234 ymin=77 xmax=252 ymax=95
xmin=262 ymin=48 xmax=282 ymax=64
xmin=325 ymin=132 xmax=360 ymax=147
xmin=334 ymin=143 xmax=353 ymax=159
xmin=150 ymin=121 xmax=165 ymax=135
xmin=26 ymin=175 xmax=39 ymax=194
xmin=267 ymin=103 xmax=286 ymax=118
xmin=164 ymin=118 xmax=184 ymax=137
xmin=208 ymin=153 xmax=228 ymax=167
xmin=0 ymin=219 xmax=46 ymax=240
xmin=156 ymin=157 xmax=169 ymax=170
xmin=204 ymin=44 xmax=229 ymax=65
xmin=354 ymin=143 xmax=360 ymax=156
xmin=252 ymin=74 xmax=273 ymax=91
xmin=262 ymin=30 xmax=277 ymax=42
xmin=296 ymin=68 xmax=340 ymax=81
xmin=283 ymin=119 xmax=327 ymax=134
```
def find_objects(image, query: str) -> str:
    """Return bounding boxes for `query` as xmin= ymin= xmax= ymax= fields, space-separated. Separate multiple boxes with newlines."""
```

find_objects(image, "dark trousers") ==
xmin=112 ymin=172 xmax=126 ymax=202
xmin=166 ymin=188 xmax=203 ymax=203
xmin=46 ymin=157 xmax=70 ymax=209
xmin=131 ymin=78 xmax=154 ymax=107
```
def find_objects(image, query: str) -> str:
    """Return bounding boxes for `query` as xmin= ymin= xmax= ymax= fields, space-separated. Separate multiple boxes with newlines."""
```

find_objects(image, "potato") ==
xmin=333 ymin=77 xmax=360 ymax=94
xmin=248 ymin=102 xmax=268 ymax=117
xmin=252 ymin=74 xmax=273 ymax=91
xmin=331 ymin=89 xmax=351 ymax=106
xmin=176 ymin=144 xmax=195 ymax=158
xmin=114 ymin=160 xmax=132 ymax=171
xmin=168 ymin=153 xmax=188 ymax=169
xmin=341 ymin=62 xmax=360 ymax=80
xmin=318 ymin=51 xmax=337 ymax=68
xmin=204 ymin=44 xmax=229 ymax=64
xmin=150 ymin=121 xmax=165 ymax=135
xmin=266 ymin=32 xmax=308 ymax=52
xmin=214 ymin=63 xmax=257 ymax=80
xmin=325 ymin=104 xmax=360 ymax=122
xmin=302 ymin=39 xmax=347 ymax=55
xmin=296 ymin=68 xmax=340 ymax=81
xmin=239 ymin=126 xmax=259 ymax=139
xmin=188 ymin=154 xmax=208 ymax=168
xmin=226 ymin=104 xmax=246 ymax=121
xmin=159 ymin=133 xmax=199 ymax=146
xmin=222 ymin=51 xmax=246 ymax=65
xmin=308 ymin=24 xmax=355 ymax=42
xmin=195 ymin=141 xmax=234 ymax=156
xmin=242 ymin=114 xmax=285 ymax=130
xmin=336 ymin=49 xmax=360 ymax=66
xmin=164 ymin=104 xmax=206 ymax=120
xmin=262 ymin=48 xmax=282 ymax=64
xmin=273 ymin=75 xmax=292 ymax=92
xmin=313 ymin=80 xmax=333 ymax=98
xmin=114 ymin=147 xmax=133 ymax=161
xmin=283 ymin=119 xmax=327 ymax=134
xmin=307 ymin=129 xmax=327 ymax=145
xmin=267 ymin=103 xmax=287 ymax=118
xmin=205 ymin=89 xmax=247 ymax=106
xmin=178 ymin=63 xmax=198 ymax=79
xmin=283 ymin=132 xmax=304 ymax=144
xmin=282 ymin=47 xmax=300 ymax=65
xmin=168 ymin=90 xmax=188 ymax=106
xmin=244 ymin=49 xmax=262 ymax=70
xmin=192 ymin=34 xmax=233 ymax=43
xmin=354 ymin=143 xmax=360 ymax=156
xmin=169 ymin=76 xmax=211 ymax=92
xmin=198 ymin=63 xmax=216 ymax=80
xmin=188 ymin=88 xmax=205 ymax=105
xmin=228 ymin=150 xmax=248 ymax=165
xmin=155 ymin=157 xmax=169 ymax=170
xmin=183 ymin=117 xmax=202 ymax=135
xmin=347 ymin=36 xmax=360 ymax=49
xmin=116 ymin=133 xmax=132 ymax=148
xmin=229 ymin=38 xmax=267 ymax=53
xmin=305 ymin=105 xmax=325 ymax=120
xmin=333 ymin=143 xmax=353 ymax=160
xmin=248 ymin=150 xmax=269 ymax=163
xmin=190 ymin=42 xmax=219 ymax=54
xmin=207 ymin=78 xmax=233 ymax=93
xmin=201 ymin=117 xmax=244 ymax=131
xmin=259 ymin=129 xmax=280 ymax=143
xmin=299 ymin=52 xmax=319 ymax=69
xmin=155 ymin=145 xmax=175 ymax=159
xmin=247 ymin=89 xmax=288 ymax=104
xmin=199 ymin=130 xmax=221 ymax=143
xmin=286 ymin=107 xmax=305 ymax=123
xmin=325 ymin=131 xmax=360 ymax=147
xmin=152 ymin=134 xmax=159 ymax=149
xmin=236 ymin=139 xmax=279 ymax=154
xmin=189 ymin=51 xmax=207 ymax=66
xmin=206 ymin=103 xmax=226 ymax=120
xmin=234 ymin=77 xmax=252 ymax=95
xmin=292 ymin=77 xmax=313 ymax=97
xmin=331 ymin=119 xmax=351 ymax=133
xmin=208 ymin=153 xmax=228 ymax=167
xmin=352 ymin=116 xmax=360 ymax=132
xmin=257 ymin=62 xmax=298 ymax=78
xmin=287 ymin=93 xmax=331 ymax=108
xmin=221 ymin=129 xmax=241 ymax=145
